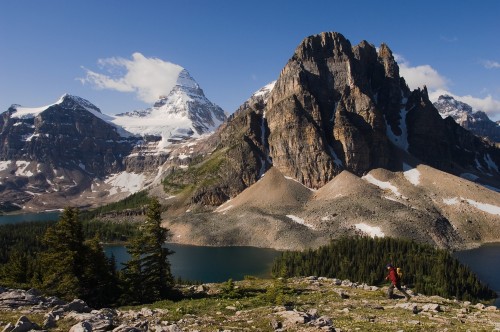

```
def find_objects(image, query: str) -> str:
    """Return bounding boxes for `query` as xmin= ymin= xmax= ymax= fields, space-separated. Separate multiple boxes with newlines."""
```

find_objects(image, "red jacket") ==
xmin=386 ymin=267 xmax=399 ymax=285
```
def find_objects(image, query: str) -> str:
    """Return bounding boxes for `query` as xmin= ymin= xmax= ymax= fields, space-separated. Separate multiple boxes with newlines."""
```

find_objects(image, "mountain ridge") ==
xmin=434 ymin=94 xmax=500 ymax=143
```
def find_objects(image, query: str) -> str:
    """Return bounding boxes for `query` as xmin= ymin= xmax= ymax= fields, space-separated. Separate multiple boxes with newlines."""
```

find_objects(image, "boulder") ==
xmin=43 ymin=313 xmax=57 ymax=329
xmin=69 ymin=321 xmax=93 ymax=332
xmin=9 ymin=316 xmax=40 ymax=332
xmin=276 ymin=310 xmax=310 ymax=325
xmin=112 ymin=325 xmax=141 ymax=332
xmin=422 ymin=303 xmax=441 ymax=312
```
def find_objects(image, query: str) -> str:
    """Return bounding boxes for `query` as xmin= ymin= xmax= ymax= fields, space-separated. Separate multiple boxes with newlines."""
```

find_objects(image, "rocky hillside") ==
xmin=1 ymin=277 xmax=498 ymax=331
xmin=434 ymin=95 xmax=500 ymax=143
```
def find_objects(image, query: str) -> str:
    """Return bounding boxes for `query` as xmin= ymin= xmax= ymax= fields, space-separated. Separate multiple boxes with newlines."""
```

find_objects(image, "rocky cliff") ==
xmin=167 ymin=32 xmax=500 ymax=208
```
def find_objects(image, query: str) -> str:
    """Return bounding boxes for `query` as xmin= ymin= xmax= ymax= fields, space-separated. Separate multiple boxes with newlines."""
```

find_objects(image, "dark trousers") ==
xmin=388 ymin=282 xmax=411 ymax=299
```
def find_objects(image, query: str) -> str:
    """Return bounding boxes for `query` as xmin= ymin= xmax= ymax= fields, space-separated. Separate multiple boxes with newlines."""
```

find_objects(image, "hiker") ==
xmin=385 ymin=264 xmax=411 ymax=300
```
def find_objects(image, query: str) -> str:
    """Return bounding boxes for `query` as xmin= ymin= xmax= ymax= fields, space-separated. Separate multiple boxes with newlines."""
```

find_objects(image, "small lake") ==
xmin=0 ymin=212 xmax=498 ymax=306
xmin=454 ymin=243 xmax=500 ymax=307
xmin=0 ymin=211 xmax=60 ymax=225
xmin=105 ymin=243 xmax=281 ymax=283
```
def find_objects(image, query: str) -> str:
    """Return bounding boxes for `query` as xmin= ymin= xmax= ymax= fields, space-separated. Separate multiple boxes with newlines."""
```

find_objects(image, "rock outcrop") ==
xmin=1 ymin=278 xmax=498 ymax=332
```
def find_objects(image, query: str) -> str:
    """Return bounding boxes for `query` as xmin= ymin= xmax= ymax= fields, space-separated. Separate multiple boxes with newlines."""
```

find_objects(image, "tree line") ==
xmin=272 ymin=236 xmax=496 ymax=302
xmin=0 ymin=198 xmax=174 ymax=307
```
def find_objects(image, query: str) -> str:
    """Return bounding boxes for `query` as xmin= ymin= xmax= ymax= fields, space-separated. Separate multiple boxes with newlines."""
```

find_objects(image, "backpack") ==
xmin=396 ymin=267 xmax=403 ymax=280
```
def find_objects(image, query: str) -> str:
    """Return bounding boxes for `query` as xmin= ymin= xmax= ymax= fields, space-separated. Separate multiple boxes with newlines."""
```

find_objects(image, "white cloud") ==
xmin=79 ymin=53 xmax=183 ymax=103
xmin=429 ymin=89 xmax=500 ymax=119
xmin=394 ymin=54 xmax=449 ymax=91
xmin=482 ymin=60 xmax=500 ymax=69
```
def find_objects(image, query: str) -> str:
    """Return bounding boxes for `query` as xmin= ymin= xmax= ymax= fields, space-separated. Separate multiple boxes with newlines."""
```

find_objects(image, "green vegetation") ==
xmin=79 ymin=190 xmax=152 ymax=221
xmin=38 ymin=208 xmax=119 ymax=306
xmin=272 ymin=237 xmax=497 ymax=302
xmin=162 ymin=148 xmax=227 ymax=194
xmin=121 ymin=198 xmax=174 ymax=304
xmin=0 ymin=199 xmax=175 ymax=307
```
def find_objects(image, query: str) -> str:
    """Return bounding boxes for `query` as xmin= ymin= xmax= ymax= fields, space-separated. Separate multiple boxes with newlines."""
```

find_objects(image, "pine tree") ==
xmin=122 ymin=198 xmax=174 ymax=303
xmin=38 ymin=207 xmax=119 ymax=306
xmin=39 ymin=207 xmax=85 ymax=300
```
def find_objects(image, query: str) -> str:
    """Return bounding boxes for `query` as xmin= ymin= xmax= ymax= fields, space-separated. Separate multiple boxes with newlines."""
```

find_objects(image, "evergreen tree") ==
xmin=39 ymin=207 xmax=84 ymax=300
xmin=38 ymin=207 xmax=119 ymax=306
xmin=81 ymin=236 xmax=120 ymax=307
xmin=272 ymin=237 xmax=496 ymax=302
xmin=122 ymin=198 xmax=174 ymax=303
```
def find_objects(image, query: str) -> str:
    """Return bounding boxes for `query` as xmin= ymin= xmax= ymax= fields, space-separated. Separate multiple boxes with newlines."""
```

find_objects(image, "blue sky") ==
xmin=1 ymin=0 xmax=500 ymax=120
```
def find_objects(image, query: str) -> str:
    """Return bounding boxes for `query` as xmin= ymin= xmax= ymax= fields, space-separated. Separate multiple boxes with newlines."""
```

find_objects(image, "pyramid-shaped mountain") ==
xmin=112 ymin=69 xmax=226 ymax=148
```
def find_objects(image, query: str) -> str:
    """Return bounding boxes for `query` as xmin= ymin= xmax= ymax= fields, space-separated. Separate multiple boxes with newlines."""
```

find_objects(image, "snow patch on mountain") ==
xmin=403 ymin=163 xmax=420 ymax=186
xmin=254 ymin=81 xmax=276 ymax=99
xmin=465 ymin=199 xmax=500 ymax=216
xmin=460 ymin=173 xmax=479 ymax=181
xmin=0 ymin=161 xmax=12 ymax=172
xmin=385 ymin=93 xmax=410 ymax=151
xmin=362 ymin=174 xmax=405 ymax=199
xmin=104 ymin=171 xmax=146 ymax=195
xmin=355 ymin=223 xmax=385 ymax=238
xmin=443 ymin=197 xmax=459 ymax=205
xmin=10 ymin=94 xmax=107 ymax=120
xmin=286 ymin=215 xmax=315 ymax=229
xmin=15 ymin=161 xmax=33 ymax=177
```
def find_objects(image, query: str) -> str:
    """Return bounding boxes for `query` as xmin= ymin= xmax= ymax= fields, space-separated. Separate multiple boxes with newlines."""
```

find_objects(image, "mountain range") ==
xmin=1 ymin=31 xmax=499 ymax=250
xmin=0 ymin=69 xmax=226 ymax=211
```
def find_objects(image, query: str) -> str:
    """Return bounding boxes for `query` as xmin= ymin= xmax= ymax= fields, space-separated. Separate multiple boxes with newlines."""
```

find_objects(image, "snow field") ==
xmin=354 ymin=223 xmax=385 ymax=238
xmin=442 ymin=197 xmax=500 ymax=215
xmin=286 ymin=215 xmax=315 ymax=229
xmin=104 ymin=172 xmax=146 ymax=195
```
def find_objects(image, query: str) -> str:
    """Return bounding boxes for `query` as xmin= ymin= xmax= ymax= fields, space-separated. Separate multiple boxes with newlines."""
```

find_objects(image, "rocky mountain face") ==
xmin=167 ymin=32 xmax=500 ymax=209
xmin=434 ymin=95 xmax=500 ymax=143
xmin=161 ymin=32 xmax=500 ymax=251
xmin=0 ymin=94 xmax=134 ymax=176
xmin=0 ymin=95 xmax=138 ymax=210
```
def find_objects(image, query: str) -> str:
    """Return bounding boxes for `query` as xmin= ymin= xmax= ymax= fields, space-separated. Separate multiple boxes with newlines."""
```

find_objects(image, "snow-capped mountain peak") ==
xmin=434 ymin=94 xmax=500 ymax=143
xmin=434 ymin=95 xmax=473 ymax=119
xmin=9 ymin=94 xmax=103 ymax=119
xmin=253 ymin=81 xmax=276 ymax=100
xmin=111 ymin=68 xmax=226 ymax=148
xmin=176 ymin=69 xmax=200 ymax=90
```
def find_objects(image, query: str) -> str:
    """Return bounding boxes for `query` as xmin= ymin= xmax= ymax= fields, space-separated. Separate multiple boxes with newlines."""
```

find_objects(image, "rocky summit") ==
xmin=434 ymin=94 xmax=500 ymax=143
